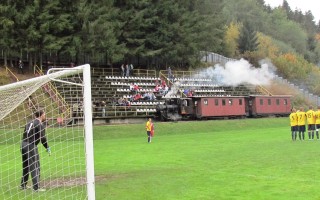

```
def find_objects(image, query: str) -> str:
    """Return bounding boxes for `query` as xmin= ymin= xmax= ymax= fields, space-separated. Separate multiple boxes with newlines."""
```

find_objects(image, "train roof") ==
xmin=249 ymin=94 xmax=292 ymax=98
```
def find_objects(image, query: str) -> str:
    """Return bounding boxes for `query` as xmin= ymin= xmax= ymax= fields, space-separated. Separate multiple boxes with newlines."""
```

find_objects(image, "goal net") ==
xmin=0 ymin=64 xmax=95 ymax=199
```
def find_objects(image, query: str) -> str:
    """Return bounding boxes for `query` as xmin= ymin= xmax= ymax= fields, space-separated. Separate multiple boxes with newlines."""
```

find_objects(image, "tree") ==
xmin=223 ymin=22 xmax=240 ymax=58
xmin=238 ymin=22 xmax=259 ymax=54
xmin=76 ymin=0 xmax=125 ymax=65
xmin=0 ymin=2 xmax=16 ymax=66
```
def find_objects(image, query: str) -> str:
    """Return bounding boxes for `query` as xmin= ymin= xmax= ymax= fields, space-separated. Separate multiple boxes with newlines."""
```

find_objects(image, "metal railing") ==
xmin=93 ymin=68 xmax=157 ymax=78
xmin=5 ymin=66 xmax=19 ymax=82
xmin=5 ymin=66 xmax=39 ymax=111
xmin=273 ymin=74 xmax=320 ymax=106
xmin=256 ymin=85 xmax=273 ymax=96
xmin=201 ymin=51 xmax=237 ymax=65
xmin=34 ymin=65 xmax=71 ymax=120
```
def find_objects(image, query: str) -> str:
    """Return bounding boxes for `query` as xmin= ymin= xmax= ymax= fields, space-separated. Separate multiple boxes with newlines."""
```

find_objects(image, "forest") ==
xmin=0 ymin=0 xmax=320 ymax=92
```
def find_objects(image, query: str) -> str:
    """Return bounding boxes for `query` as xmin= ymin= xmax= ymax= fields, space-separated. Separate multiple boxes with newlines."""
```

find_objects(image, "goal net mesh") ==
xmin=0 ymin=65 xmax=92 ymax=199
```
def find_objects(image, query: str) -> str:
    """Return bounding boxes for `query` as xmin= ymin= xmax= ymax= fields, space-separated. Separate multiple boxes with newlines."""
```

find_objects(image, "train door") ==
xmin=245 ymin=97 xmax=253 ymax=117
xmin=179 ymin=98 xmax=194 ymax=119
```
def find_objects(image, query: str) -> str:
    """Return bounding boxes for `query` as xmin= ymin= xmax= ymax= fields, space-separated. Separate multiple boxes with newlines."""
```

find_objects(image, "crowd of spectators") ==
xmin=120 ymin=63 xmax=134 ymax=77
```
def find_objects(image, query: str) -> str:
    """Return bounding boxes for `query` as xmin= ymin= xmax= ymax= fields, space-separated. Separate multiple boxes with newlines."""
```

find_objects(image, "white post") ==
xmin=83 ymin=64 xmax=96 ymax=200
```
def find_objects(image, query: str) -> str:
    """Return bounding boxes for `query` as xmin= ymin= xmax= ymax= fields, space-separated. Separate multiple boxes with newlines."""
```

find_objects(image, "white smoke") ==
xmin=165 ymin=81 xmax=181 ymax=98
xmin=198 ymin=58 xmax=276 ymax=86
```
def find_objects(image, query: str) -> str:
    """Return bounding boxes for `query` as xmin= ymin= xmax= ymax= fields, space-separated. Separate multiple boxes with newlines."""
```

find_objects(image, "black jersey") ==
xmin=22 ymin=119 xmax=48 ymax=148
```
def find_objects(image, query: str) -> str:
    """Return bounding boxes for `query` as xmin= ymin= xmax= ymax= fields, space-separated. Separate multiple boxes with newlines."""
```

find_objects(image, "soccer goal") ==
xmin=0 ymin=64 xmax=95 ymax=200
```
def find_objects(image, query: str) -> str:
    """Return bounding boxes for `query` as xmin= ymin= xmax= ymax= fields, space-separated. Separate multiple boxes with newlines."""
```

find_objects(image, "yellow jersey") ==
xmin=146 ymin=121 xmax=151 ymax=131
xmin=297 ymin=111 xmax=306 ymax=126
xmin=306 ymin=110 xmax=316 ymax=124
xmin=289 ymin=112 xmax=298 ymax=126
xmin=314 ymin=110 xmax=320 ymax=125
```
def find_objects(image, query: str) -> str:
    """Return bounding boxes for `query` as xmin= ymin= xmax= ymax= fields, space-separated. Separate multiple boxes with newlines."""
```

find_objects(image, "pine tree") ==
xmin=238 ymin=22 xmax=259 ymax=54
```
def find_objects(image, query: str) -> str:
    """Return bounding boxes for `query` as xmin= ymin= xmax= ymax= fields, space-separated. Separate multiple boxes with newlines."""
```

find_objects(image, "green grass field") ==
xmin=2 ymin=117 xmax=320 ymax=199
xmin=93 ymin=118 xmax=320 ymax=200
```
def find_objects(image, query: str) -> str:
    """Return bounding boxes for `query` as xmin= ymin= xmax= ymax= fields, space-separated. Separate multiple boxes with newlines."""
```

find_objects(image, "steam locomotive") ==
xmin=155 ymin=95 xmax=291 ymax=121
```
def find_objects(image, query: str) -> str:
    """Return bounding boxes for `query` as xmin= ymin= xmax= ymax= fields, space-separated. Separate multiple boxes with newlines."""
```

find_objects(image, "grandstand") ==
xmin=3 ymin=66 xmax=267 ymax=124
xmin=51 ymin=67 xmax=267 ymax=124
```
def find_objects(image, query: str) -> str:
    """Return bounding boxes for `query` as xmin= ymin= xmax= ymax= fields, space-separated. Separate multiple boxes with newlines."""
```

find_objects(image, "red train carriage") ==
xmin=246 ymin=95 xmax=291 ymax=117
xmin=194 ymin=96 xmax=246 ymax=119
xmin=156 ymin=95 xmax=292 ymax=121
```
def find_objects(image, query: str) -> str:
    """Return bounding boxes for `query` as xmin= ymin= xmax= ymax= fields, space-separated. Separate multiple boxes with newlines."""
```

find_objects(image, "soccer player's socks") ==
xmin=299 ymin=132 xmax=302 ymax=140
xmin=312 ymin=132 xmax=314 ymax=139
xmin=308 ymin=132 xmax=311 ymax=139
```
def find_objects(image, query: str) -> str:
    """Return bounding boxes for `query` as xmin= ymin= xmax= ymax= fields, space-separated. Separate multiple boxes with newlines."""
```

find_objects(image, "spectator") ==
xmin=183 ymin=89 xmax=189 ymax=96
xmin=133 ymin=84 xmax=140 ymax=93
xmin=168 ymin=67 xmax=172 ymax=80
xmin=154 ymin=85 xmax=160 ymax=93
xmin=118 ymin=97 xmax=125 ymax=106
xmin=111 ymin=95 xmax=117 ymax=107
xmin=101 ymin=101 xmax=106 ymax=117
xmin=18 ymin=59 xmax=24 ymax=74
xmin=143 ymin=93 xmax=149 ymax=101
xmin=27 ymin=96 xmax=34 ymax=109
xmin=93 ymin=101 xmax=100 ymax=116
xmin=161 ymin=79 xmax=166 ymax=87
xmin=164 ymin=85 xmax=169 ymax=95
xmin=134 ymin=93 xmax=142 ymax=101
xmin=126 ymin=64 xmax=130 ymax=77
xmin=129 ymin=64 xmax=134 ymax=76
xmin=123 ymin=98 xmax=131 ymax=106
xmin=150 ymin=92 xmax=156 ymax=101
xmin=129 ymin=83 xmax=134 ymax=92
xmin=120 ymin=64 xmax=125 ymax=76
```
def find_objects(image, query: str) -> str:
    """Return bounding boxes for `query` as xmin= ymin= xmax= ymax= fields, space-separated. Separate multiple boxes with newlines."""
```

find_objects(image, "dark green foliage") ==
xmin=238 ymin=22 xmax=259 ymax=54
xmin=0 ymin=0 xmax=226 ymax=68
xmin=0 ymin=0 xmax=319 ymax=68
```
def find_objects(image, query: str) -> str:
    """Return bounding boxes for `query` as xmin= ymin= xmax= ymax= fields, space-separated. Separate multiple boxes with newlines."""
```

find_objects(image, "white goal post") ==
xmin=0 ymin=64 xmax=95 ymax=200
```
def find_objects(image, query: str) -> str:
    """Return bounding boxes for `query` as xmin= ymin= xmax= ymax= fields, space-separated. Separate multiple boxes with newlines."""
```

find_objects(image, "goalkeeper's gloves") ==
xmin=47 ymin=147 xmax=51 ymax=156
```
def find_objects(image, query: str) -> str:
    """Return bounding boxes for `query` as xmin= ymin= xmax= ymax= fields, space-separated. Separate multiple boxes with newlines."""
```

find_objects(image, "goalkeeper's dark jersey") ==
xmin=22 ymin=119 xmax=48 ymax=148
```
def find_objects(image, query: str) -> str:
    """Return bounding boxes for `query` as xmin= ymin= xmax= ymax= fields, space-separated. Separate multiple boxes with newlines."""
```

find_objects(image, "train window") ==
xmin=229 ymin=99 xmax=233 ymax=105
xmin=260 ymin=99 xmax=263 ymax=105
xmin=204 ymin=99 xmax=208 ymax=105
xmin=222 ymin=99 xmax=226 ymax=106
xmin=215 ymin=99 xmax=219 ymax=106
xmin=268 ymin=99 xmax=271 ymax=105
xmin=276 ymin=99 xmax=280 ymax=105
xmin=284 ymin=99 xmax=287 ymax=105
xmin=183 ymin=100 xmax=188 ymax=106
xmin=239 ymin=99 xmax=243 ymax=105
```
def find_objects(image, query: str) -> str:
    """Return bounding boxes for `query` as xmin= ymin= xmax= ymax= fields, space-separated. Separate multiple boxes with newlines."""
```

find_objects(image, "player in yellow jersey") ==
xmin=296 ymin=107 xmax=307 ymax=140
xmin=306 ymin=106 xmax=316 ymax=140
xmin=289 ymin=108 xmax=298 ymax=141
xmin=146 ymin=118 xmax=152 ymax=143
xmin=314 ymin=106 xmax=320 ymax=140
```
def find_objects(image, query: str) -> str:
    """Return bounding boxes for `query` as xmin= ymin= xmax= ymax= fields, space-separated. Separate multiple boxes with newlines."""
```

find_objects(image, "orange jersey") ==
xmin=296 ymin=111 xmax=306 ymax=126
xmin=289 ymin=112 xmax=298 ymax=126
xmin=306 ymin=110 xmax=316 ymax=124
xmin=315 ymin=110 xmax=320 ymax=124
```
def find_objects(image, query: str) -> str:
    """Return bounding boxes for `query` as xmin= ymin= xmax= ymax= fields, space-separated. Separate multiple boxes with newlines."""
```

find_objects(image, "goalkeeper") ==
xmin=20 ymin=110 xmax=51 ymax=192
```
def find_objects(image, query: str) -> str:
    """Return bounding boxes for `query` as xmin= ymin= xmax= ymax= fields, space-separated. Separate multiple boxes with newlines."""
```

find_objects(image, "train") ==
xmin=155 ymin=95 xmax=292 ymax=121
